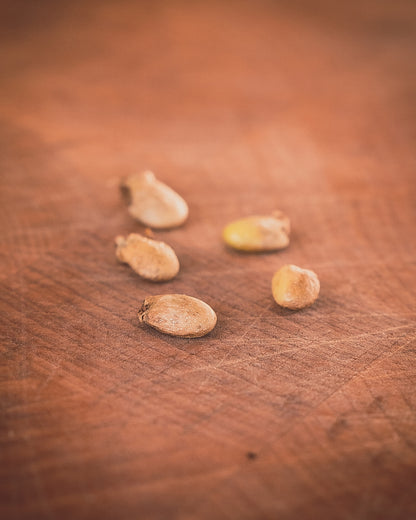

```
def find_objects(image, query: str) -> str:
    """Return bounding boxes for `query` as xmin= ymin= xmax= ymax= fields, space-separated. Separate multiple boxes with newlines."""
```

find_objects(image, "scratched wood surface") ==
xmin=1 ymin=1 xmax=416 ymax=519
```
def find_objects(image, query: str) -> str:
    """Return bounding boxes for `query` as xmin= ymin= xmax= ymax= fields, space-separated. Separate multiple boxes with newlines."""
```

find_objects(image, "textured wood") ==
xmin=1 ymin=1 xmax=416 ymax=519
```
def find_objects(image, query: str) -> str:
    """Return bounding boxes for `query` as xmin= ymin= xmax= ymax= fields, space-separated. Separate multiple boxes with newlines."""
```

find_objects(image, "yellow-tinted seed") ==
xmin=223 ymin=211 xmax=290 ymax=252
xmin=138 ymin=294 xmax=217 ymax=338
xmin=272 ymin=264 xmax=320 ymax=310
xmin=122 ymin=171 xmax=188 ymax=229
xmin=115 ymin=233 xmax=179 ymax=282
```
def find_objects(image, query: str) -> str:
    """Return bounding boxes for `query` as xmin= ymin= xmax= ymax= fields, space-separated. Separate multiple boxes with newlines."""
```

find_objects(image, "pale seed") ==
xmin=122 ymin=171 xmax=188 ymax=229
xmin=272 ymin=264 xmax=320 ymax=310
xmin=223 ymin=210 xmax=290 ymax=252
xmin=138 ymin=294 xmax=217 ymax=338
xmin=115 ymin=233 xmax=179 ymax=282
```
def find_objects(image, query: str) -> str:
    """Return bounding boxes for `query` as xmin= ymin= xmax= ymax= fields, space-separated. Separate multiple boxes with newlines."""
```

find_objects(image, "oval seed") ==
xmin=223 ymin=211 xmax=290 ymax=252
xmin=115 ymin=233 xmax=179 ymax=282
xmin=122 ymin=171 xmax=188 ymax=229
xmin=272 ymin=264 xmax=320 ymax=310
xmin=138 ymin=294 xmax=217 ymax=338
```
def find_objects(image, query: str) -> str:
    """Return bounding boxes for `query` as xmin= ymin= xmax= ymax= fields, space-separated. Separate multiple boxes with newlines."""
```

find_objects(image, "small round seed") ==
xmin=272 ymin=264 xmax=320 ymax=310
xmin=122 ymin=171 xmax=188 ymax=229
xmin=138 ymin=294 xmax=217 ymax=338
xmin=115 ymin=233 xmax=179 ymax=282
xmin=223 ymin=211 xmax=290 ymax=252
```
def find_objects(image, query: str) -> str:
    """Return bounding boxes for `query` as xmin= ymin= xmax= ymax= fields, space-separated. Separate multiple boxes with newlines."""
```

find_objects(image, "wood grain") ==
xmin=1 ymin=1 xmax=415 ymax=518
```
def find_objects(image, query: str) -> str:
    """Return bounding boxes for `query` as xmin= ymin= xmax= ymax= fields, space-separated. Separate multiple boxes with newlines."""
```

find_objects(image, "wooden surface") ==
xmin=1 ymin=1 xmax=416 ymax=518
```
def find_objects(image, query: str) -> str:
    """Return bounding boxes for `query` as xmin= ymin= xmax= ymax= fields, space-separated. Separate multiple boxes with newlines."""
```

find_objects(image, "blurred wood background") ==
xmin=1 ymin=0 xmax=415 ymax=518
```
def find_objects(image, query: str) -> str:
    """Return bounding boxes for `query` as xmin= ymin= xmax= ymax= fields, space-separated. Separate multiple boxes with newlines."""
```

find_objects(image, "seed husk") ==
xmin=223 ymin=211 xmax=290 ymax=252
xmin=122 ymin=171 xmax=189 ymax=229
xmin=115 ymin=233 xmax=179 ymax=282
xmin=272 ymin=264 xmax=320 ymax=310
xmin=138 ymin=294 xmax=217 ymax=337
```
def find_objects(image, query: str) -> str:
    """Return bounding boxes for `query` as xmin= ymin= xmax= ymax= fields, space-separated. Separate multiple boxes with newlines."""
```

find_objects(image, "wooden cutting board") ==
xmin=1 ymin=1 xmax=415 ymax=518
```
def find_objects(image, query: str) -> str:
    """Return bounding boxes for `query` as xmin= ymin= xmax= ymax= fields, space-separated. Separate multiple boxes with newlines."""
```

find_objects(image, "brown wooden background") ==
xmin=1 ymin=1 xmax=416 ymax=518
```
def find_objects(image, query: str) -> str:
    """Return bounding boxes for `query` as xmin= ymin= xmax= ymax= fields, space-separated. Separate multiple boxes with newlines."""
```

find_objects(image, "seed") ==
xmin=115 ymin=233 xmax=179 ymax=282
xmin=223 ymin=211 xmax=290 ymax=252
xmin=122 ymin=171 xmax=189 ymax=229
xmin=138 ymin=294 xmax=217 ymax=338
xmin=272 ymin=264 xmax=320 ymax=310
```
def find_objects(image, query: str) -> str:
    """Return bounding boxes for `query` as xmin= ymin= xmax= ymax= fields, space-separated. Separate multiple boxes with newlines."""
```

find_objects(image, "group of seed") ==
xmin=116 ymin=171 xmax=320 ymax=338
